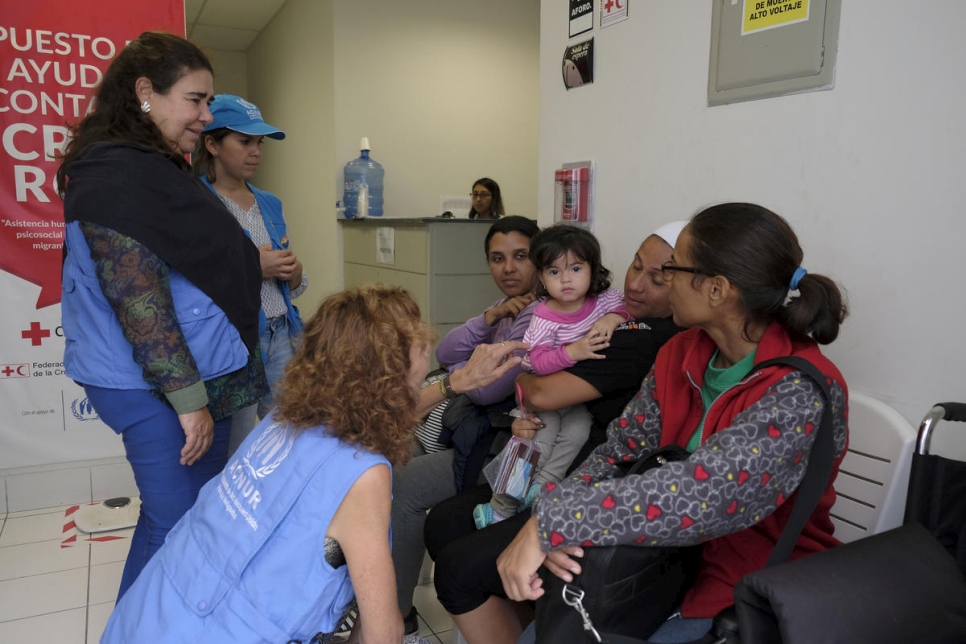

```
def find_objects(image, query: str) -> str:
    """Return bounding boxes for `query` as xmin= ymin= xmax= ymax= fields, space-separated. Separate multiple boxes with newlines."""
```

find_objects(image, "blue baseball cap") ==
xmin=204 ymin=94 xmax=286 ymax=140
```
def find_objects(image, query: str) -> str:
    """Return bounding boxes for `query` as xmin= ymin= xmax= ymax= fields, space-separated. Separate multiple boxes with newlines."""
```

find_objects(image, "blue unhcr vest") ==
xmin=200 ymin=177 xmax=303 ymax=344
xmin=101 ymin=416 xmax=389 ymax=642
xmin=61 ymin=221 xmax=249 ymax=389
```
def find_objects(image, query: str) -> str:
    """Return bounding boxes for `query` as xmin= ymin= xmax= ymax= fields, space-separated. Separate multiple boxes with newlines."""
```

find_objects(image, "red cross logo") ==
xmin=1 ymin=363 xmax=30 ymax=378
xmin=22 ymin=322 xmax=51 ymax=346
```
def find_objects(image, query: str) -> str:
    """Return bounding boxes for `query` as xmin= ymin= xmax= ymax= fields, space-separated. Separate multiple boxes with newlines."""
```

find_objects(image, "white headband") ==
xmin=653 ymin=221 xmax=688 ymax=248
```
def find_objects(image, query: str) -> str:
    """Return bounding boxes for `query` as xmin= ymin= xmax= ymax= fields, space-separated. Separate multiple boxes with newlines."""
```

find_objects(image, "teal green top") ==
xmin=686 ymin=349 xmax=758 ymax=452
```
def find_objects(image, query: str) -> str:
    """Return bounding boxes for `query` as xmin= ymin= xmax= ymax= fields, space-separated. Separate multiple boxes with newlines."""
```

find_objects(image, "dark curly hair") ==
xmin=529 ymin=224 xmax=611 ymax=299
xmin=686 ymin=202 xmax=848 ymax=344
xmin=271 ymin=284 xmax=434 ymax=466
xmin=57 ymin=32 xmax=213 ymax=195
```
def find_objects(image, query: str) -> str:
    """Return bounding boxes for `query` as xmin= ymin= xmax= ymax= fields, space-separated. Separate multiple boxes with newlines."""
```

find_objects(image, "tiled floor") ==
xmin=0 ymin=503 xmax=458 ymax=643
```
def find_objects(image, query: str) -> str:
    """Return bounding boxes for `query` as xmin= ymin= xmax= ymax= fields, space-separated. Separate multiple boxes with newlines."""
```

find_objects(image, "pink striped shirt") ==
xmin=522 ymin=287 xmax=629 ymax=375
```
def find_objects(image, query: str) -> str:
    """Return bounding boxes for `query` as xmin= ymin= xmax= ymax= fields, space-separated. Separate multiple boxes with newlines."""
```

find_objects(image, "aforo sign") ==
xmin=0 ymin=1 xmax=185 ymax=308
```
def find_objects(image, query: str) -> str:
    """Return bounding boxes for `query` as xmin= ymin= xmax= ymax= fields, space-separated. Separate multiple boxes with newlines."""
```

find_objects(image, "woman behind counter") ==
xmin=58 ymin=32 xmax=266 ymax=600
xmin=194 ymin=94 xmax=307 ymax=434
xmin=102 ymin=284 xmax=434 ymax=643
xmin=469 ymin=177 xmax=505 ymax=219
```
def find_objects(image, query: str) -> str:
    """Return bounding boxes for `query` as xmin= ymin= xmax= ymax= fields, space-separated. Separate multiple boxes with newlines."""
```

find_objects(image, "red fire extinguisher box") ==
xmin=554 ymin=162 xmax=593 ymax=226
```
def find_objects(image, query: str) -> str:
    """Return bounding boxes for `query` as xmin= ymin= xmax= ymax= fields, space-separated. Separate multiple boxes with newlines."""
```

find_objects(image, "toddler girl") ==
xmin=474 ymin=224 xmax=629 ymax=528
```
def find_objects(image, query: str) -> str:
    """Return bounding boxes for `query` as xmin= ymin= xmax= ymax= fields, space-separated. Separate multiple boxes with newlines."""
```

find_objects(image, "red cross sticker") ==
xmin=22 ymin=322 xmax=51 ymax=346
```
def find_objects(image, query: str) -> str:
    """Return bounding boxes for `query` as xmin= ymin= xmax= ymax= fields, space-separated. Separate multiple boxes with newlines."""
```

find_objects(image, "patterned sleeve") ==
xmin=534 ymin=371 xmax=848 ymax=551
xmin=290 ymin=271 xmax=308 ymax=299
xmin=81 ymin=222 xmax=206 ymax=409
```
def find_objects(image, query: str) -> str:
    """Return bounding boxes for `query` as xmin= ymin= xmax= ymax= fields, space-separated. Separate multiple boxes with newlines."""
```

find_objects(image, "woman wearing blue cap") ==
xmin=194 ymin=95 xmax=307 ymax=447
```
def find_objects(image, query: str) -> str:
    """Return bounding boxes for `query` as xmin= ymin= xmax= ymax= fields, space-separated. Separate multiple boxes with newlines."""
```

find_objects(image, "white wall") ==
xmin=538 ymin=1 xmax=966 ymax=423
xmin=208 ymin=48 xmax=248 ymax=97
xmin=247 ymin=0 xmax=336 ymax=311
xmin=244 ymin=0 xmax=540 ymax=300
xmin=333 ymin=0 xmax=540 ymax=218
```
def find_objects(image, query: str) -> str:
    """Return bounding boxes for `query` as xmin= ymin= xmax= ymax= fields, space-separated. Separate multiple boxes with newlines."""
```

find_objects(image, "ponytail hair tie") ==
xmin=789 ymin=266 xmax=807 ymax=291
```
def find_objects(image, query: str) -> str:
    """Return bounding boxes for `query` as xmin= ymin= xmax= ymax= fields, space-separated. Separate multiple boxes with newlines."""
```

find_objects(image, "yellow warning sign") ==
xmin=743 ymin=0 xmax=810 ymax=35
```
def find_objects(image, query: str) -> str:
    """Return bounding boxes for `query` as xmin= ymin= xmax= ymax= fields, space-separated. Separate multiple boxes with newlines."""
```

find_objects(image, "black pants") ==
xmin=425 ymin=484 xmax=532 ymax=615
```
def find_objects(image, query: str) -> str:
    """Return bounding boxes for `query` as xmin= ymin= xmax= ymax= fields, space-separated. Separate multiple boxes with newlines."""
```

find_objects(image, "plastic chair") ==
xmin=828 ymin=391 xmax=916 ymax=543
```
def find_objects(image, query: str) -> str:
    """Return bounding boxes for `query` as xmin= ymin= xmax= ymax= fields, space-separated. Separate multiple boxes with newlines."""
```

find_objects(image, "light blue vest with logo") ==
xmin=101 ymin=416 xmax=389 ymax=642
xmin=61 ymin=221 xmax=249 ymax=389
xmin=200 ymin=177 xmax=303 ymax=344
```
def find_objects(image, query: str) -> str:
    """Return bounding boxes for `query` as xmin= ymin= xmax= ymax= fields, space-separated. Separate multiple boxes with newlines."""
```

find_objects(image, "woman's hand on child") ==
xmin=484 ymin=293 xmax=536 ymax=326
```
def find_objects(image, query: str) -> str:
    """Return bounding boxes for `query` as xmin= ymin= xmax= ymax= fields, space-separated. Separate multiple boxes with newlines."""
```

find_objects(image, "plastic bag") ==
xmin=483 ymin=436 xmax=541 ymax=500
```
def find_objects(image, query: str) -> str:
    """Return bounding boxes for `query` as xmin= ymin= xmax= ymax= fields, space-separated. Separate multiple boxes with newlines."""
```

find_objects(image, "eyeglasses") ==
xmin=471 ymin=192 xmax=492 ymax=200
xmin=661 ymin=260 xmax=711 ymax=280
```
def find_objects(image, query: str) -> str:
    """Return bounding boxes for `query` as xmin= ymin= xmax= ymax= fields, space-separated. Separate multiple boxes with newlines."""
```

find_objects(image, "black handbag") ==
xmin=534 ymin=356 xmax=837 ymax=644
xmin=534 ymin=444 xmax=703 ymax=643
xmin=732 ymin=400 xmax=966 ymax=644
xmin=732 ymin=521 xmax=966 ymax=644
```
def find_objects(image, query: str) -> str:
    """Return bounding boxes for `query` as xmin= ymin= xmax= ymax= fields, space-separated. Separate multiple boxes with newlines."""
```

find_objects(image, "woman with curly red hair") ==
xmin=102 ymin=284 xmax=435 ymax=643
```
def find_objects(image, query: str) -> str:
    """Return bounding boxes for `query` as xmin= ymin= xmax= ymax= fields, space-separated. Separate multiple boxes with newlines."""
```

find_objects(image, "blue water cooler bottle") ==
xmin=343 ymin=137 xmax=384 ymax=218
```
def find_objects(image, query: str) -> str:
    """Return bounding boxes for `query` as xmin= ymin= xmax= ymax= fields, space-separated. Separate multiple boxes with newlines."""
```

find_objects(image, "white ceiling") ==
xmin=185 ymin=0 xmax=287 ymax=52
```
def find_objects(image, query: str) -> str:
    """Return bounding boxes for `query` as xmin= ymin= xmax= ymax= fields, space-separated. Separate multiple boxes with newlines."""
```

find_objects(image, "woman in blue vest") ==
xmin=57 ymin=33 xmax=266 ymax=600
xmin=194 ymin=95 xmax=306 ymax=447
xmin=102 ymin=284 xmax=435 ymax=643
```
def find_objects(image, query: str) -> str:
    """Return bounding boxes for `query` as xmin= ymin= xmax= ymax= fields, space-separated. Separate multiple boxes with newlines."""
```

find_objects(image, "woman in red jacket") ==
xmin=496 ymin=202 xmax=849 ymax=644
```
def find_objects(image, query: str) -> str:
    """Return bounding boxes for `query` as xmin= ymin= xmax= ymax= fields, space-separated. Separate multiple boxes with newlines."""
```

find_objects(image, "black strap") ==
xmin=751 ymin=356 xmax=835 ymax=566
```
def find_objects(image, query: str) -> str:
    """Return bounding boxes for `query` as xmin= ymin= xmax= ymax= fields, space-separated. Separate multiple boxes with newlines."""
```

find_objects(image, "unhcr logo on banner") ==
xmin=71 ymin=397 xmax=98 ymax=421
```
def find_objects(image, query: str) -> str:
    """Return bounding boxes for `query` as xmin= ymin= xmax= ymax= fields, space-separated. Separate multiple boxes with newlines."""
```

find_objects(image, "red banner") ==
xmin=1 ymin=1 xmax=185 ymax=308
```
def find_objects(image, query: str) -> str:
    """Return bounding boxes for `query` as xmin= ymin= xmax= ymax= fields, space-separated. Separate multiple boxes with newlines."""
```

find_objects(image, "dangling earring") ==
xmin=140 ymin=100 xmax=151 ymax=114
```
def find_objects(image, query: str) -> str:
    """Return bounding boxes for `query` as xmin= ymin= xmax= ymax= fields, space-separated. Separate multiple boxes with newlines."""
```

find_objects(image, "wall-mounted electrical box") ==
xmin=708 ymin=0 xmax=841 ymax=106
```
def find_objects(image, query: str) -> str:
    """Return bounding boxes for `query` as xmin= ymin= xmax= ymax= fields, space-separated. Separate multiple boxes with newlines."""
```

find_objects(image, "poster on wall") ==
xmin=601 ymin=0 xmax=629 ymax=28
xmin=0 ymin=0 xmax=185 ymax=469
xmin=569 ymin=0 xmax=594 ymax=38
xmin=562 ymin=38 xmax=594 ymax=90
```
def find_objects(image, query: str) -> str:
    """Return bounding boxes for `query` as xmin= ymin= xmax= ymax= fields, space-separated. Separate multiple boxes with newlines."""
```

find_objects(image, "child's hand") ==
xmin=565 ymin=333 xmax=610 ymax=362
xmin=511 ymin=416 xmax=545 ymax=440
xmin=587 ymin=313 xmax=625 ymax=342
